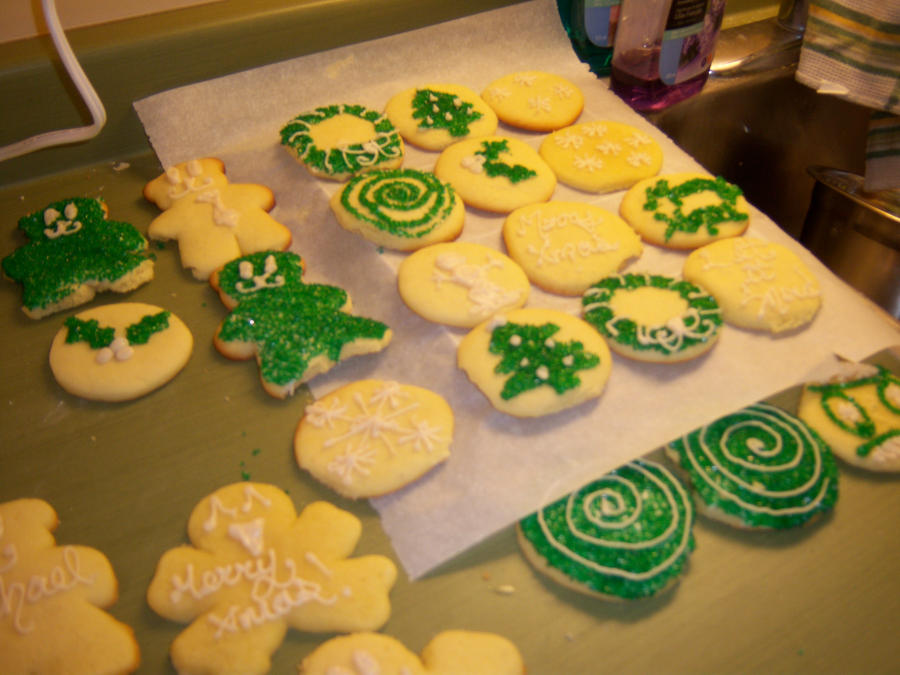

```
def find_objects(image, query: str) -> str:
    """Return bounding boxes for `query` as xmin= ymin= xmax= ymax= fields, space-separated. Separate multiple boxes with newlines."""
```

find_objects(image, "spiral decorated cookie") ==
xmin=620 ymin=173 xmax=750 ymax=249
xmin=582 ymin=273 xmax=722 ymax=363
xmin=330 ymin=168 xmax=464 ymax=250
xmin=683 ymin=237 xmax=822 ymax=334
xmin=457 ymin=308 xmax=612 ymax=418
xmin=517 ymin=458 xmax=695 ymax=600
xmin=434 ymin=136 xmax=556 ymax=213
xmin=798 ymin=362 xmax=900 ymax=472
xmin=49 ymin=302 xmax=193 ymax=402
xmin=280 ymin=104 xmax=404 ymax=181
xmin=481 ymin=71 xmax=584 ymax=131
xmin=666 ymin=402 xmax=839 ymax=529
xmin=502 ymin=201 xmax=642 ymax=296
xmin=398 ymin=241 xmax=529 ymax=328
xmin=384 ymin=84 xmax=498 ymax=151
xmin=538 ymin=120 xmax=663 ymax=193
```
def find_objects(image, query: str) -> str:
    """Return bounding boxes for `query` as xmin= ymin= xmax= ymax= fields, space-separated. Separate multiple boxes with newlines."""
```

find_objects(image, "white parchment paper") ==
xmin=134 ymin=0 xmax=899 ymax=578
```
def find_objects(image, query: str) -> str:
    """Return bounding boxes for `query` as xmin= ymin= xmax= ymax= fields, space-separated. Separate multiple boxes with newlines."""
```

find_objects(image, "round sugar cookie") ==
xmin=295 ymin=380 xmax=454 ymax=499
xmin=517 ymin=458 xmax=695 ymax=600
xmin=330 ymin=168 xmax=464 ymax=250
xmin=539 ymin=120 xmax=663 ymax=193
xmin=666 ymin=402 xmax=839 ymax=529
xmin=620 ymin=173 xmax=750 ymax=249
xmin=457 ymin=308 xmax=612 ymax=418
xmin=384 ymin=84 xmax=498 ymax=151
xmin=434 ymin=136 xmax=556 ymax=213
xmin=280 ymin=103 xmax=404 ymax=181
xmin=49 ymin=302 xmax=192 ymax=402
xmin=582 ymin=273 xmax=722 ymax=363
xmin=798 ymin=362 xmax=900 ymax=473
xmin=683 ymin=237 xmax=822 ymax=334
xmin=398 ymin=241 xmax=530 ymax=327
xmin=481 ymin=70 xmax=584 ymax=131
xmin=503 ymin=201 xmax=642 ymax=296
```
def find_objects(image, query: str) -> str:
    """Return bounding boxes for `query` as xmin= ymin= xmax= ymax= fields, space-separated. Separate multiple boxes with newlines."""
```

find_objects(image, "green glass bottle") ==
xmin=556 ymin=0 xmax=622 ymax=76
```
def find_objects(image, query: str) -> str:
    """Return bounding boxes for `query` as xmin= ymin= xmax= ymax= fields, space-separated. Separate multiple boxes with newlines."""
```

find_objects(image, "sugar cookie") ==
xmin=482 ymin=70 xmax=584 ymax=131
xmin=398 ymin=241 xmax=530 ymax=327
xmin=330 ymin=168 xmax=464 ymax=250
xmin=299 ymin=630 xmax=525 ymax=675
xmin=620 ymin=173 xmax=750 ymax=249
xmin=147 ymin=483 xmax=397 ymax=675
xmin=384 ymin=84 xmax=498 ymax=151
xmin=517 ymin=458 xmax=695 ymax=600
xmin=295 ymin=380 xmax=454 ymax=498
xmin=49 ymin=302 xmax=192 ymax=402
xmin=280 ymin=104 xmax=404 ymax=181
xmin=211 ymin=251 xmax=392 ymax=398
xmin=666 ymin=402 xmax=839 ymax=529
xmin=683 ymin=237 xmax=822 ymax=334
xmin=457 ymin=308 xmax=612 ymax=418
xmin=582 ymin=273 xmax=722 ymax=363
xmin=503 ymin=201 xmax=642 ymax=295
xmin=798 ymin=362 xmax=900 ymax=473
xmin=0 ymin=498 xmax=140 ymax=674
xmin=434 ymin=136 xmax=556 ymax=213
xmin=539 ymin=120 xmax=663 ymax=193
xmin=143 ymin=158 xmax=292 ymax=280
xmin=2 ymin=197 xmax=153 ymax=319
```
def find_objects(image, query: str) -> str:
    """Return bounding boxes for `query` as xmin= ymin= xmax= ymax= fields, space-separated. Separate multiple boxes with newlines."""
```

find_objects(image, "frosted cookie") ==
xmin=330 ymin=168 xmax=464 ymax=251
xmin=295 ymin=380 xmax=454 ymax=499
xmin=398 ymin=241 xmax=530 ymax=328
xmin=798 ymin=362 xmax=900 ymax=472
xmin=683 ymin=237 xmax=822 ymax=334
xmin=384 ymin=84 xmax=498 ymax=151
xmin=517 ymin=458 xmax=695 ymax=601
xmin=211 ymin=251 xmax=392 ymax=398
xmin=299 ymin=630 xmax=525 ymax=675
xmin=147 ymin=483 xmax=397 ymax=675
xmin=434 ymin=136 xmax=556 ymax=213
xmin=666 ymin=402 xmax=839 ymax=529
xmin=2 ymin=197 xmax=153 ymax=319
xmin=482 ymin=70 xmax=584 ymax=131
xmin=503 ymin=201 xmax=642 ymax=296
xmin=457 ymin=307 xmax=612 ymax=418
xmin=280 ymin=103 xmax=404 ymax=181
xmin=49 ymin=302 xmax=192 ymax=402
xmin=539 ymin=120 xmax=663 ymax=193
xmin=0 ymin=498 xmax=140 ymax=674
xmin=620 ymin=173 xmax=750 ymax=249
xmin=582 ymin=273 xmax=722 ymax=363
xmin=143 ymin=158 xmax=292 ymax=280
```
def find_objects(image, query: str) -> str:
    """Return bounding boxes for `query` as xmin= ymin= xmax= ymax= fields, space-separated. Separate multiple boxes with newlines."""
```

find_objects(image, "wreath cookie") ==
xmin=666 ymin=402 xmax=839 ymax=530
xmin=582 ymin=273 xmax=722 ymax=363
xmin=517 ymin=458 xmax=695 ymax=601
xmin=620 ymin=172 xmax=750 ymax=249
xmin=482 ymin=70 xmax=584 ymax=131
xmin=280 ymin=103 xmax=404 ymax=181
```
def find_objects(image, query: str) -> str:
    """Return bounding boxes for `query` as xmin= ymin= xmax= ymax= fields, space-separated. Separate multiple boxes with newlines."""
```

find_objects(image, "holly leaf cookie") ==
xmin=1 ymin=197 xmax=154 ymax=319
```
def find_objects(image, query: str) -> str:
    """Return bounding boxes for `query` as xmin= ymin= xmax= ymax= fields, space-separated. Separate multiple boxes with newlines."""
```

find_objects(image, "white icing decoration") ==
xmin=509 ymin=334 xmax=522 ymax=347
xmin=536 ymin=365 xmax=550 ymax=380
xmin=625 ymin=152 xmax=652 ymax=167
xmin=202 ymin=485 xmax=273 ymax=533
xmin=431 ymin=252 xmax=522 ymax=318
xmin=227 ymin=518 xmax=266 ymax=556
xmin=553 ymin=83 xmax=575 ymax=99
xmin=624 ymin=132 xmax=652 ymax=147
xmin=835 ymin=399 xmax=864 ymax=425
xmin=513 ymin=73 xmax=538 ymax=86
xmin=553 ymin=131 xmax=583 ymax=150
xmin=595 ymin=141 xmax=622 ymax=156
xmin=351 ymin=650 xmax=381 ymax=675
xmin=528 ymin=96 xmax=552 ymax=114
xmin=461 ymin=154 xmax=486 ymax=174
xmin=236 ymin=254 xmax=285 ymax=294
xmin=485 ymin=85 xmax=511 ymax=101
xmin=303 ymin=552 xmax=334 ymax=578
xmin=516 ymin=209 xmax=621 ymax=268
xmin=95 ymin=335 xmax=134 ymax=364
xmin=165 ymin=161 xmax=214 ymax=200
xmin=572 ymin=154 xmax=605 ymax=172
xmin=195 ymin=189 xmax=240 ymax=228
xmin=580 ymin=122 xmax=608 ymax=137
xmin=871 ymin=435 xmax=900 ymax=464
xmin=43 ymin=203 xmax=83 ymax=239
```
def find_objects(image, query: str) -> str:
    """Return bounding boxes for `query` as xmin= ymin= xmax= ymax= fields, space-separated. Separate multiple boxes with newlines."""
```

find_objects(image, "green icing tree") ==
xmin=411 ymin=89 xmax=483 ymax=137
xmin=476 ymin=140 xmax=537 ymax=184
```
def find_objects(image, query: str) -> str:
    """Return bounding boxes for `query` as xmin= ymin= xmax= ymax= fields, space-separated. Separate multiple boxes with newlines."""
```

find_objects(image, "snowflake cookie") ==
xmin=0 ymin=498 xmax=140 ymax=674
xmin=1 ymin=196 xmax=154 ymax=319
xmin=146 ymin=482 xmax=397 ymax=675
xmin=481 ymin=70 xmax=584 ymax=132
xmin=295 ymin=380 xmax=454 ymax=498
xmin=143 ymin=158 xmax=292 ymax=280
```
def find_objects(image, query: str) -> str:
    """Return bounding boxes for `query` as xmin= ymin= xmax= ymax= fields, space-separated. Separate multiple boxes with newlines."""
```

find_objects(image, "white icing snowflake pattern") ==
xmin=554 ymin=131 xmax=583 ymax=150
xmin=580 ymin=122 xmax=608 ymax=137
xmin=528 ymin=96 xmax=552 ymax=114
xmin=573 ymin=154 xmax=605 ymax=172
xmin=485 ymin=85 xmax=511 ymax=101
xmin=624 ymin=132 xmax=653 ymax=147
xmin=595 ymin=141 xmax=622 ymax=156
xmin=626 ymin=152 xmax=653 ymax=167
xmin=514 ymin=73 xmax=538 ymax=86
xmin=553 ymin=83 xmax=575 ymax=99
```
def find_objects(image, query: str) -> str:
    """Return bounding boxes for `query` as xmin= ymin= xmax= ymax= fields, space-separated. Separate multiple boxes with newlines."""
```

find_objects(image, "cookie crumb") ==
xmin=112 ymin=161 xmax=131 ymax=172
xmin=494 ymin=584 xmax=516 ymax=595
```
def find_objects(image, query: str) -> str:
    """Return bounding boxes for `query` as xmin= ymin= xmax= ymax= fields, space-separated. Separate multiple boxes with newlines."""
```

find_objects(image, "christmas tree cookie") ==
xmin=2 ymin=197 xmax=154 ymax=319
xmin=211 ymin=251 xmax=392 ymax=398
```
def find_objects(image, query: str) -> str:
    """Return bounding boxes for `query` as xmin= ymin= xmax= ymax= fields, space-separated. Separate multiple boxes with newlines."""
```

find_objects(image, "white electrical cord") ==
xmin=0 ymin=0 xmax=107 ymax=162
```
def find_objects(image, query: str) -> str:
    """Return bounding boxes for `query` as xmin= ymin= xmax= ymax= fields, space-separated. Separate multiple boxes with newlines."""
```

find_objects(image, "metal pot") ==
xmin=801 ymin=166 xmax=900 ymax=319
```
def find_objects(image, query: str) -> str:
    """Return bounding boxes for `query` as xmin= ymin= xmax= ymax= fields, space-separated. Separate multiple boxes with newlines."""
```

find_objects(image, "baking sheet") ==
xmin=134 ymin=0 xmax=900 ymax=578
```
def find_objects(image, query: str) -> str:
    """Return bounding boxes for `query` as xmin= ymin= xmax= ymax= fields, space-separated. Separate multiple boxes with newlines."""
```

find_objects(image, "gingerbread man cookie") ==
xmin=0 ymin=498 xmax=140 ymax=674
xmin=2 ymin=197 xmax=154 ymax=319
xmin=146 ymin=482 xmax=397 ymax=675
xmin=143 ymin=158 xmax=292 ymax=280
